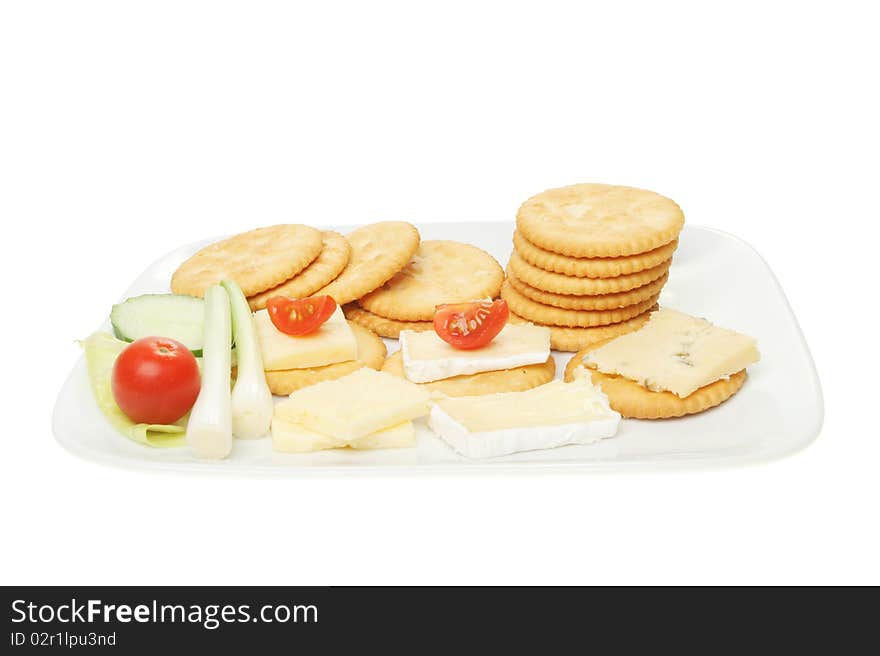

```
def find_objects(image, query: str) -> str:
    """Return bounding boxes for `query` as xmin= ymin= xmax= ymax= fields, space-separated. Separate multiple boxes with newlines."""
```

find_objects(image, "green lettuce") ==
xmin=81 ymin=332 xmax=186 ymax=448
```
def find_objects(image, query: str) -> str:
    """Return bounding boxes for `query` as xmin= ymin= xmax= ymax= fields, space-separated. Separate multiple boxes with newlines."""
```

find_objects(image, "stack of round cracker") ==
xmin=503 ymin=183 xmax=684 ymax=351
xmin=345 ymin=239 xmax=505 ymax=339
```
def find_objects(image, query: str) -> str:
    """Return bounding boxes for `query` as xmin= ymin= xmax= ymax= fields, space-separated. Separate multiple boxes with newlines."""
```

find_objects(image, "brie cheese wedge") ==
xmin=428 ymin=377 xmax=620 ymax=458
xmin=400 ymin=323 xmax=550 ymax=383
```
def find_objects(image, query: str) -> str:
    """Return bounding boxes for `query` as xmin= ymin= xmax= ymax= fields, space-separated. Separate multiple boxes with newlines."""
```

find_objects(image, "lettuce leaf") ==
xmin=81 ymin=332 xmax=186 ymax=448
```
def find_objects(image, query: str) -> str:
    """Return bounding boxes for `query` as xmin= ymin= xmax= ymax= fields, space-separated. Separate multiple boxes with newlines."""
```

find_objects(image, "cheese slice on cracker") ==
xmin=400 ymin=323 xmax=550 ymax=383
xmin=583 ymin=309 xmax=760 ymax=398
xmin=255 ymin=305 xmax=358 ymax=371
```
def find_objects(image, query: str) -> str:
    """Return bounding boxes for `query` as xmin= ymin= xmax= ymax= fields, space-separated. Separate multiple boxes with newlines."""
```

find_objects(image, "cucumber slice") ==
xmin=111 ymin=294 xmax=206 ymax=356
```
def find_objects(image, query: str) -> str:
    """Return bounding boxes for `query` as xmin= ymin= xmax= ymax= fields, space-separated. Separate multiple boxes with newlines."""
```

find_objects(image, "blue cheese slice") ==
xmin=428 ymin=377 xmax=620 ymax=458
xmin=400 ymin=323 xmax=551 ymax=383
xmin=583 ymin=309 xmax=760 ymax=398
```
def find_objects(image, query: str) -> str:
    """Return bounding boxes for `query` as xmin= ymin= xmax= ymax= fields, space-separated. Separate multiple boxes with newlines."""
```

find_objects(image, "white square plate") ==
xmin=53 ymin=222 xmax=823 ymax=474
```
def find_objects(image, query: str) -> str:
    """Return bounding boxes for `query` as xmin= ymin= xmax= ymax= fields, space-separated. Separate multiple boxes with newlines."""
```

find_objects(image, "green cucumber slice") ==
xmin=110 ymin=294 xmax=205 ymax=356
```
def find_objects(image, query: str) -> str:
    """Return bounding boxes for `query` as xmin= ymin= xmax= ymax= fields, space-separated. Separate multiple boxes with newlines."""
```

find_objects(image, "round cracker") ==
xmin=262 ymin=323 xmax=387 ymax=395
xmin=510 ymin=307 xmax=657 ymax=352
xmin=513 ymin=231 xmax=678 ymax=279
xmin=507 ymin=267 xmax=668 ymax=311
xmin=343 ymin=304 xmax=433 ymax=339
xmin=315 ymin=221 xmax=420 ymax=305
xmin=358 ymin=240 xmax=504 ymax=321
xmin=382 ymin=350 xmax=555 ymax=397
xmin=247 ymin=231 xmax=351 ymax=310
xmin=171 ymin=224 xmax=323 ymax=297
xmin=509 ymin=250 xmax=671 ymax=295
xmin=564 ymin=349 xmax=747 ymax=419
xmin=501 ymin=281 xmax=660 ymax=328
xmin=516 ymin=183 xmax=685 ymax=257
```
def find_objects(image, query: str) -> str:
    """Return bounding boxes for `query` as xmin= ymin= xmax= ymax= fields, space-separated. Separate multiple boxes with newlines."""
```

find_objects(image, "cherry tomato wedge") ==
xmin=111 ymin=336 xmax=201 ymax=424
xmin=266 ymin=295 xmax=337 ymax=336
xmin=433 ymin=299 xmax=509 ymax=350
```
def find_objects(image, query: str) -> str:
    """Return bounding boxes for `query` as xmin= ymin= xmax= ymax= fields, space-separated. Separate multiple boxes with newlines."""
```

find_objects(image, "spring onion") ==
xmin=186 ymin=284 xmax=233 ymax=459
xmin=221 ymin=279 xmax=273 ymax=438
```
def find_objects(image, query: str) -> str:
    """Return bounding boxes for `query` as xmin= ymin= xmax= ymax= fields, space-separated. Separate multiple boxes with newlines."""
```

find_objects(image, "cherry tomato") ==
xmin=433 ymin=299 xmax=509 ymax=350
xmin=111 ymin=336 xmax=201 ymax=424
xmin=266 ymin=295 xmax=337 ymax=336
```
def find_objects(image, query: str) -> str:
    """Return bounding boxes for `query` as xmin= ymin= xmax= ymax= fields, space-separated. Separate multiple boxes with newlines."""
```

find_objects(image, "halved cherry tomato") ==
xmin=111 ymin=336 xmax=201 ymax=424
xmin=267 ymin=295 xmax=337 ymax=336
xmin=433 ymin=299 xmax=509 ymax=350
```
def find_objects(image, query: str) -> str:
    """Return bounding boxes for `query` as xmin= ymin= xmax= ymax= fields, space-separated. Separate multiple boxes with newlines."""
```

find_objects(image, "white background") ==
xmin=1 ymin=1 xmax=877 ymax=585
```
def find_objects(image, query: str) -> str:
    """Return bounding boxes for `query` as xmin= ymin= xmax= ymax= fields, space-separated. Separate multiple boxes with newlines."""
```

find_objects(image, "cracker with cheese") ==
xmin=261 ymin=323 xmax=387 ymax=395
xmin=399 ymin=323 xmax=550 ymax=383
xmin=255 ymin=305 xmax=358 ymax=371
xmin=564 ymin=309 xmax=760 ymax=418
xmin=382 ymin=350 xmax=555 ymax=397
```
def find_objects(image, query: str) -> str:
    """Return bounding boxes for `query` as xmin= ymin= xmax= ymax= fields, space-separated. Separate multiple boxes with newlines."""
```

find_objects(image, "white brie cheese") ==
xmin=400 ymin=323 xmax=551 ymax=383
xmin=428 ymin=377 xmax=620 ymax=458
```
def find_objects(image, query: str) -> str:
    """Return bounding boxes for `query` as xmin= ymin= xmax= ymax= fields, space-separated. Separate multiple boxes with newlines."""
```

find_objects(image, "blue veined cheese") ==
xmin=428 ymin=377 xmax=620 ymax=458
xmin=583 ymin=309 xmax=760 ymax=398
xmin=400 ymin=323 xmax=551 ymax=383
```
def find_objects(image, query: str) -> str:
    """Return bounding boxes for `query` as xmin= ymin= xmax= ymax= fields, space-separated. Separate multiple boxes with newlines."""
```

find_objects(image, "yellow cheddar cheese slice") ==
xmin=271 ymin=417 xmax=416 ymax=453
xmin=274 ymin=368 xmax=431 ymax=441
xmin=255 ymin=306 xmax=358 ymax=371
